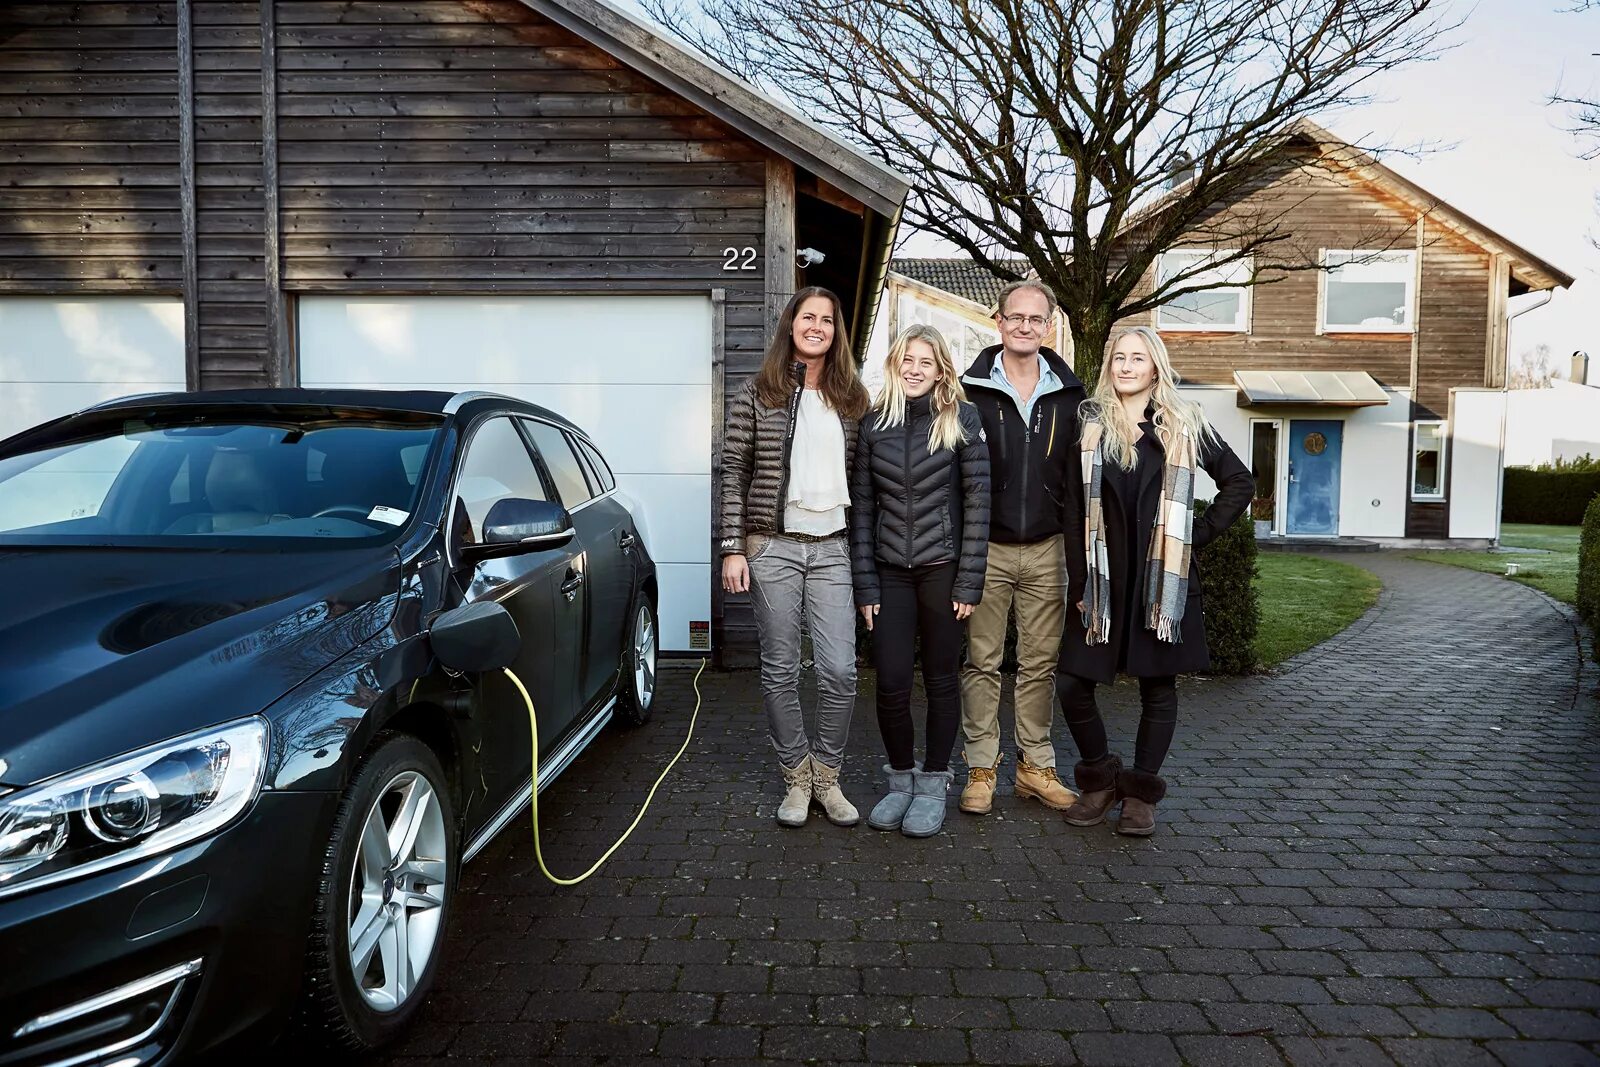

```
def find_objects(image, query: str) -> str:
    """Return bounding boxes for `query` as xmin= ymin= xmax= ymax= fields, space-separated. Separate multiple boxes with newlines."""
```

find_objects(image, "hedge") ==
xmin=1197 ymin=503 xmax=1261 ymax=675
xmin=1579 ymin=495 xmax=1600 ymax=660
xmin=1502 ymin=468 xmax=1600 ymax=525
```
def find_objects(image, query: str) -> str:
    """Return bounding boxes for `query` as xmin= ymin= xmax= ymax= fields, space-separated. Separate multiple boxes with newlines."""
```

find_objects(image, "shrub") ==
xmin=1580 ymin=495 xmax=1600 ymax=660
xmin=1198 ymin=502 xmax=1260 ymax=674
xmin=1502 ymin=467 xmax=1600 ymax=525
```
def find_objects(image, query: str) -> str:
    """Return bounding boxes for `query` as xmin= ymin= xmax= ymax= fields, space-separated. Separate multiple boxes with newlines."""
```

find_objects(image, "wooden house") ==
xmin=0 ymin=0 xmax=909 ymax=662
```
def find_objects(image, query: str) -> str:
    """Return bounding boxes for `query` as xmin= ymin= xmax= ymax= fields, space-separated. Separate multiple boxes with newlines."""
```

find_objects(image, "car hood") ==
xmin=0 ymin=547 xmax=402 ymax=786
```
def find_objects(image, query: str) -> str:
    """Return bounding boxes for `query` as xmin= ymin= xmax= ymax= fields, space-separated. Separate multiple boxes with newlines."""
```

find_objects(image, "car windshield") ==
xmin=0 ymin=408 xmax=444 ymax=548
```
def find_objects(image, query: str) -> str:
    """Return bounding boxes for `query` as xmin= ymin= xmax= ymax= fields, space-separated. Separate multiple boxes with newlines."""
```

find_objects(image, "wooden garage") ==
xmin=0 ymin=0 xmax=909 ymax=662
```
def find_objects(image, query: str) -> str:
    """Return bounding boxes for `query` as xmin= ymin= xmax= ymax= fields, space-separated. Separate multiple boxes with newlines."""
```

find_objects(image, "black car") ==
xmin=0 ymin=389 xmax=660 ymax=1063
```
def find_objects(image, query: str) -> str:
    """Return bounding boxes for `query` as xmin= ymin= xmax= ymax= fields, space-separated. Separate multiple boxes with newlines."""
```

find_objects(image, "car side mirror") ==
xmin=461 ymin=497 xmax=573 ymax=562
xmin=429 ymin=601 xmax=521 ymax=673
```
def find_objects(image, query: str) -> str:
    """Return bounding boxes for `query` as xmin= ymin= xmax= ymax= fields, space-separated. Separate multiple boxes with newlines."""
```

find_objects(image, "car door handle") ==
xmin=619 ymin=531 xmax=636 ymax=550
xmin=561 ymin=572 xmax=585 ymax=600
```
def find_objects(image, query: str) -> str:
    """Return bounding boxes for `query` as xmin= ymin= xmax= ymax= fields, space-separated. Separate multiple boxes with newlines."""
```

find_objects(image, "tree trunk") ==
xmin=1069 ymin=309 xmax=1113 ymax=389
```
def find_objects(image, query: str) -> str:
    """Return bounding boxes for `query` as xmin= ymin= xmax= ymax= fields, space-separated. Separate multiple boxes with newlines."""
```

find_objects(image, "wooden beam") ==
xmin=1484 ymin=253 xmax=1510 ymax=388
xmin=177 ymin=0 xmax=199 ymax=389
xmin=764 ymin=156 xmax=795 ymax=336
xmin=260 ymin=0 xmax=292 ymax=386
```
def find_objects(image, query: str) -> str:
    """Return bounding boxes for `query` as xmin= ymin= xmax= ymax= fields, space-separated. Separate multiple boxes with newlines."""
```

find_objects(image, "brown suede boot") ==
xmin=1115 ymin=768 xmax=1166 ymax=837
xmin=1014 ymin=752 xmax=1078 ymax=811
xmin=1062 ymin=755 xmax=1122 ymax=827
xmin=959 ymin=759 xmax=1000 ymax=815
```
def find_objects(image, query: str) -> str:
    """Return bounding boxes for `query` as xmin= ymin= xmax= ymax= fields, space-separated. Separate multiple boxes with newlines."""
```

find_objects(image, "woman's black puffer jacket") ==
xmin=850 ymin=396 xmax=991 ymax=606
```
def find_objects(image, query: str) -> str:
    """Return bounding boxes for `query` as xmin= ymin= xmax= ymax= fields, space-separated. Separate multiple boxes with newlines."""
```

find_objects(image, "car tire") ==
xmin=292 ymin=733 xmax=456 ymax=1052
xmin=614 ymin=594 xmax=658 ymax=728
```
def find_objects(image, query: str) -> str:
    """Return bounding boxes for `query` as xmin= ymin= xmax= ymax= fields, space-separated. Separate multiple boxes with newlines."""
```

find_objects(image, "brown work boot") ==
xmin=1014 ymin=753 xmax=1078 ymax=811
xmin=1115 ymin=768 xmax=1166 ymax=837
xmin=959 ymin=761 xmax=999 ymax=815
xmin=1063 ymin=755 xmax=1122 ymax=827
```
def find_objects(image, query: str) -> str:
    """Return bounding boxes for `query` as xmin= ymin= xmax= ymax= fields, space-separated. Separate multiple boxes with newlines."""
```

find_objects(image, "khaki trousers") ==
xmin=960 ymin=535 xmax=1066 ymax=770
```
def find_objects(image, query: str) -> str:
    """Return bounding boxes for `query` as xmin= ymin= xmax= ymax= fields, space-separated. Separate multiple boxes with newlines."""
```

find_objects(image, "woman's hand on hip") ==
xmin=859 ymin=604 xmax=878 ymax=630
xmin=722 ymin=554 xmax=749 ymax=594
xmin=953 ymin=602 xmax=974 ymax=621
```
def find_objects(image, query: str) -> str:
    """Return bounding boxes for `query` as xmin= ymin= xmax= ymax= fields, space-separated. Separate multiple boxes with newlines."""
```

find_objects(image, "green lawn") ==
xmin=1406 ymin=523 xmax=1581 ymax=605
xmin=1253 ymin=553 xmax=1383 ymax=668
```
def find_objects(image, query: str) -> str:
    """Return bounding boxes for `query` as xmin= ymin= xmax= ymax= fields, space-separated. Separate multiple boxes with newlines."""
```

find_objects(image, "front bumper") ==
xmin=0 ymin=790 xmax=335 ymax=1067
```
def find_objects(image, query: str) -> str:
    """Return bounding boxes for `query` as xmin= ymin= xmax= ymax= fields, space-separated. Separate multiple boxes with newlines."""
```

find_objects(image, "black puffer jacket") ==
xmin=849 ymin=396 xmax=991 ymax=606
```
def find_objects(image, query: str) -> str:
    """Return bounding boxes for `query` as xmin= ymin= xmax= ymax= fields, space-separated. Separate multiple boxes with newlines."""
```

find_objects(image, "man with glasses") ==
xmin=956 ymin=280 xmax=1087 ymax=815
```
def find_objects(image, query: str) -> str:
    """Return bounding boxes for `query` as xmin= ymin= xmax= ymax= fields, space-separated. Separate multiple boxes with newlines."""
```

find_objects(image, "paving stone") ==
xmin=350 ymin=556 xmax=1600 ymax=1067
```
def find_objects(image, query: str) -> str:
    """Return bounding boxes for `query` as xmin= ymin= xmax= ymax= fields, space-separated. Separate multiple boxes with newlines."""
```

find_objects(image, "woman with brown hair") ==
xmin=719 ymin=287 xmax=871 ymax=828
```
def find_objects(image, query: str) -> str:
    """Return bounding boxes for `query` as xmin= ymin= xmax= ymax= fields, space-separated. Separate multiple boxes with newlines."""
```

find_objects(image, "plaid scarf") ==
xmin=1079 ymin=418 xmax=1197 ymax=645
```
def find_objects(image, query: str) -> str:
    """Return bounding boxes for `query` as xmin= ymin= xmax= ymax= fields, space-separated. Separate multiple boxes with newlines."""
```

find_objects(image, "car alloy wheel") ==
xmin=616 ymin=597 xmax=657 ymax=727
xmin=293 ymin=734 xmax=456 ymax=1051
xmin=347 ymin=770 xmax=448 ymax=1012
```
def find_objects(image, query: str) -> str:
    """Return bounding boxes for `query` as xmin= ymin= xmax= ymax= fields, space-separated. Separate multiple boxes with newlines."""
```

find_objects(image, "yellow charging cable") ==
xmin=502 ymin=658 xmax=706 ymax=886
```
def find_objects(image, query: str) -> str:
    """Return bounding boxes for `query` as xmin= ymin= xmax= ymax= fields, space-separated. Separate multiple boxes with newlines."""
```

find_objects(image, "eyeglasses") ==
xmin=999 ymin=314 xmax=1050 ymax=329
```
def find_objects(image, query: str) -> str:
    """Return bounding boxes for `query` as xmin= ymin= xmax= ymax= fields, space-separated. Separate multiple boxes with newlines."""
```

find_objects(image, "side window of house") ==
xmin=574 ymin=436 xmax=616 ymax=493
xmin=520 ymin=419 xmax=594 ymax=509
xmin=454 ymin=417 xmax=549 ymax=548
xmin=1412 ymin=421 xmax=1447 ymax=500
xmin=1156 ymin=250 xmax=1251 ymax=331
xmin=1322 ymin=250 xmax=1415 ymax=332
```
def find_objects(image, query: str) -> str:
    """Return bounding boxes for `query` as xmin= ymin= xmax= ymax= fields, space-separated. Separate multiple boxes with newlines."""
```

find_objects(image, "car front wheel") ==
xmin=615 ymin=596 xmax=657 ymax=727
xmin=295 ymin=733 xmax=455 ymax=1051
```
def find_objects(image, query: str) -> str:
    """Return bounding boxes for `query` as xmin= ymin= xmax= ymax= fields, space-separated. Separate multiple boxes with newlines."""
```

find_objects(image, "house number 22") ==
xmin=722 ymin=246 xmax=758 ymax=271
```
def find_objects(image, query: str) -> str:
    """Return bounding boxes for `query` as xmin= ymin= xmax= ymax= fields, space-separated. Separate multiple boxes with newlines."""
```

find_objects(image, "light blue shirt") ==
xmin=989 ymin=353 xmax=1063 ymax=424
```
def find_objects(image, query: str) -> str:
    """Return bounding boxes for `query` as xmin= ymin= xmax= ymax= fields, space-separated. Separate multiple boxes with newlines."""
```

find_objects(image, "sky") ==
xmin=891 ymin=0 xmax=1599 ymax=380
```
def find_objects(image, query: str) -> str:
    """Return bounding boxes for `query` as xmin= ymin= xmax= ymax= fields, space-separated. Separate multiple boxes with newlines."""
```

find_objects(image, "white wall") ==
xmin=1450 ymin=389 xmax=1506 ymax=540
xmin=1503 ymin=381 xmax=1600 ymax=467
xmin=0 ymin=297 xmax=185 ymax=442
xmin=1182 ymin=385 xmax=1411 ymax=537
xmin=298 ymin=294 xmax=714 ymax=651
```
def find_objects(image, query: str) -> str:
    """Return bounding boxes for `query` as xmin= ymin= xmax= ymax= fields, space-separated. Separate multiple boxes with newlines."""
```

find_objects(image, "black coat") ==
xmin=850 ymin=397 xmax=991 ymax=606
xmin=1060 ymin=420 xmax=1254 ymax=683
xmin=959 ymin=345 xmax=1086 ymax=545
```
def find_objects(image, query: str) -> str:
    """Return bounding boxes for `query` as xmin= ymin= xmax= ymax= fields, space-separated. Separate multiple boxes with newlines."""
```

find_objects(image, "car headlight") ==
xmin=0 ymin=718 xmax=267 ymax=897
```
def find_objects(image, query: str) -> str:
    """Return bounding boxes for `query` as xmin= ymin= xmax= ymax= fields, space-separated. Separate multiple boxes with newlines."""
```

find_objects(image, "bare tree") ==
xmin=1509 ymin=343 xmax=1559 ymax=390
xmin=647 ymin=0 xmax=1454 ymax=382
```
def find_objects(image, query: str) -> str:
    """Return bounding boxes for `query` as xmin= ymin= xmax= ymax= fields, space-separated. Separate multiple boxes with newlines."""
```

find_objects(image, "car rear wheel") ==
xmin=614 ymin=596 xmax=657 ymax=727
xmin=294 ymin=733 xmax=455 ymax=1051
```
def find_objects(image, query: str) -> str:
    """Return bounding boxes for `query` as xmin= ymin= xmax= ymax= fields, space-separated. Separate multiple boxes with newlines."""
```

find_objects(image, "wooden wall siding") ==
xmin=1118 ymin=160 xmax=1493 ymax=408
xmin=0 ymin=2 xmax=182 ymax=293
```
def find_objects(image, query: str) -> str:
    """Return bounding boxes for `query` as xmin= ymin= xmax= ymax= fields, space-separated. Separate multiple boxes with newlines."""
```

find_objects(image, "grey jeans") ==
xmin=747 ymin=533 xmax=857 ymax=769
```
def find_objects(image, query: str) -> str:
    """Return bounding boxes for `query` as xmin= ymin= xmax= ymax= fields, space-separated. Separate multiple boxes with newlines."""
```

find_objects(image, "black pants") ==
xmin=872 ymin=561 xmax=963 ymax=772
xmin=1056 ymin=670 xmax=1178 ymax=775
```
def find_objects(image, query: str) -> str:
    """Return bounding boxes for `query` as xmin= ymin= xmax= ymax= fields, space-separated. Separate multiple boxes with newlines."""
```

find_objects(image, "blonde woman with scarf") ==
xmin=1057 ymin=326 xmax=1253 ymax=836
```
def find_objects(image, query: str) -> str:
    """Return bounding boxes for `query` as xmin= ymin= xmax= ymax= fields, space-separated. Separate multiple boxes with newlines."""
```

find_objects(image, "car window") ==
xmin=0 ymin=413 xmax=440 ymax=546
xmin=454 ymin=417 xmax=549 ymax=547
xmin=574 ymin=436 xmax=616 ymax=493
xmin=519 ymin=419 xmax=593 ymax=509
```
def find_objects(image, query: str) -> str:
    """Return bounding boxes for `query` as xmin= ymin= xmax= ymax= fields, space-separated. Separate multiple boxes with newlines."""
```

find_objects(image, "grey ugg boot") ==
xmin=902 ymin=768 xmax=954 ymax=838
xmin=867 ymin=765 xmax=917 ymax=831
xmin=808 ymin=755 xmax=860 ymax=826
xmin=777 ymin=758 xmax=812 ymax=828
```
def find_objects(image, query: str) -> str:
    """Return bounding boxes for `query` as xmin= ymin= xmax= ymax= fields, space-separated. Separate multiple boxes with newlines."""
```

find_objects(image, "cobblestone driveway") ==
xmin=377 ymin=554 xmax=1600 ymax=1066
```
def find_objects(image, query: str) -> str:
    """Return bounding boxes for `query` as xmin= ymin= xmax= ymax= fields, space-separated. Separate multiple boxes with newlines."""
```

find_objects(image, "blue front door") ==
xmin=1287 ymin=420 xmax=1342 ymax=536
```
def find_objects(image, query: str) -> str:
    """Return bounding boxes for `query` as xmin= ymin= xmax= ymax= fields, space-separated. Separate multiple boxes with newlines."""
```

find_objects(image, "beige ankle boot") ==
xmin=777 ymin=758 xmax=812 ymax=827
xmin=807 ymin=755 xmax=860 ymax=826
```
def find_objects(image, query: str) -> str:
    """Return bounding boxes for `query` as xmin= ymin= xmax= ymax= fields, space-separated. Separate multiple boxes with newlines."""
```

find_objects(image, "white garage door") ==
xmin=299 ymin=295 xmax=714 ymax=653
xmin=0 ymin=297 xmax=186 ymax=442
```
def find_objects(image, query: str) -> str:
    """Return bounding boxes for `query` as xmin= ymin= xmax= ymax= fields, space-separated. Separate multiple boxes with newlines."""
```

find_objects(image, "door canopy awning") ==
xmin=1234 ymin=370 xmax=1390 ymax=408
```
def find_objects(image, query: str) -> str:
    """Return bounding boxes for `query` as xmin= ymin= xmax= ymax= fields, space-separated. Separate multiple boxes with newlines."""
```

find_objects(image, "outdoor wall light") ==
xmin=797 ymin=247 xmax=826 ymax=267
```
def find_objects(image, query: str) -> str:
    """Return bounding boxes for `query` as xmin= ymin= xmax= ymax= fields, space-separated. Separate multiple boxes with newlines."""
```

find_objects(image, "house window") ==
xmin=896 ymin=292 xmax=999 ymax=365
xmin=1412 ymin=421 xmax=1447 ymax=500
xmin=1249 ymin=419 xmax=1281 ymax=531
xmin=1156 ymin=250 xmax=1251 ymax=331
xmin=1322 ymin=250 xmax=1415 ymax=332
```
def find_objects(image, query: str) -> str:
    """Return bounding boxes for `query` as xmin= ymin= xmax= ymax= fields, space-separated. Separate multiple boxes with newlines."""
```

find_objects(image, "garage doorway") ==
xmin=297 ymin=295 xmax=714 ymax=652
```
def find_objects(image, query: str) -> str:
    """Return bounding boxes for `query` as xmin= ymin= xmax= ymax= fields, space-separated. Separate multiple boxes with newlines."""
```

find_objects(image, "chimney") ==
xmin=1575 ymin=350 xmax=1591 ymax=386
xmin=1167 ymin=151 xmax=1196 ymax=191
